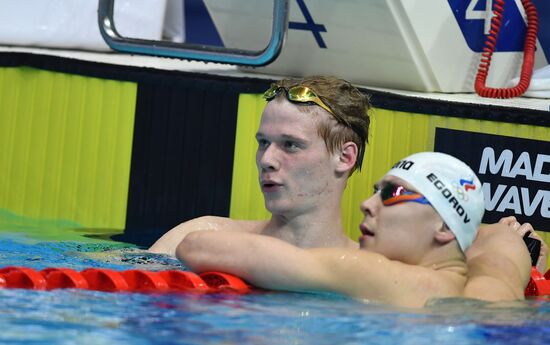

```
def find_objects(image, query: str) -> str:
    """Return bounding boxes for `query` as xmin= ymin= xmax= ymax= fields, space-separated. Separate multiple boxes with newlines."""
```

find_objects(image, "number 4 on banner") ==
xmin=289 ymin=0 xmax=328 ymax=48
xmin=448 ymin=0 xmax=528 ymax=52
xmin=466 ymin=0 xmax=493 ymax=34
xmin=467 ymin=0 xmax=528 ymax=34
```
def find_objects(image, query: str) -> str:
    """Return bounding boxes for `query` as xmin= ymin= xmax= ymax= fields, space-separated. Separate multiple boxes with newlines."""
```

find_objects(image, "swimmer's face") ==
xmin=358 ymin=176 xmax=445 ymax=264
xmin=255 ymin=98 xmax=338 ymax=215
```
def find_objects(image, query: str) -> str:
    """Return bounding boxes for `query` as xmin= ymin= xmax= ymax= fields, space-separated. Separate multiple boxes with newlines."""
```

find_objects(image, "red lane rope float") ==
xmin=81 ymin=268 xmax=130 ymax=292
xmin=525 ymin=267 xmax=550 ymax=297
xmin=122 ymin=270 xmax=169 ymax=292
xmin=0 ymin=266 xmax=48 ymax=289
xmin=42 ymin=268 xmax=89 ymax=289
xmin=200 ymin=271 xmax=251 ymax=293
xmin=158 ymin=270 xmax=210 ymax=293
xmin=474 ymin=0 xmax=539 ymax=98
xmin=0 ymin=267 xmax=252 ymax=294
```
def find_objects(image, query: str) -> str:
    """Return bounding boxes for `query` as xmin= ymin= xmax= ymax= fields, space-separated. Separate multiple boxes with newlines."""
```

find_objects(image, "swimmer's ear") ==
xmin=434 ymin=223 xmax=456 ymax=245
xmin=335 ymin=141 xmax=358 ymax=173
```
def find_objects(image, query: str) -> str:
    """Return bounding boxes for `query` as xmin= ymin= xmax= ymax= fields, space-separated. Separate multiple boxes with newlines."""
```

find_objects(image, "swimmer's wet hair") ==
xmin=275 ymin=76 xmax=371 ymax=174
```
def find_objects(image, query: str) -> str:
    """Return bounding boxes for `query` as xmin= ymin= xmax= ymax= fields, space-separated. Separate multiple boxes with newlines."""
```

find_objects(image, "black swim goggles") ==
xmin=375 ymin=182 xmax=431 ymax=206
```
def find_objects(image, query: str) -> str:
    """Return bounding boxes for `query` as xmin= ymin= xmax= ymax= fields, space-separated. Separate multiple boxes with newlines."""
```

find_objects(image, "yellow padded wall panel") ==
xmin=230 ymin=94 xmax=270 ymax=220
xmin=0 ymin=67 xmax=137 ymax=230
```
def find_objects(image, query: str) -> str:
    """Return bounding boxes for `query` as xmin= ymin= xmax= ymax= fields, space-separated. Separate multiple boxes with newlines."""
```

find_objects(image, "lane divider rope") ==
xmin=525 ymin=267 xmax=550 ymax=297
xmin=0 ymin=267 xmax=252 ymax=294
xmin=1 ymin=266 xmax=548 ymax=297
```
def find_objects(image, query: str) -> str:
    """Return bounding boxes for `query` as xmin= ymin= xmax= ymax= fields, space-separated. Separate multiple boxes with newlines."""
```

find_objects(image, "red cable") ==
xmin=474 ymin=0 xmax=539 ymax=98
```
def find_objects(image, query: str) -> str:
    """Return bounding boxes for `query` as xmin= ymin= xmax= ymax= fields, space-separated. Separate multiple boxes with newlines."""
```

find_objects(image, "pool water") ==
xmin=0 ymin=230 xmax=550 ymax=345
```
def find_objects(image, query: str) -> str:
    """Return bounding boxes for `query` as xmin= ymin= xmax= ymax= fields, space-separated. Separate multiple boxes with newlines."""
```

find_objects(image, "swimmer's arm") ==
xmin=464 ymin=256 xmax=524 ymax=301
xmin=464 ymin=221 xmax=532 ymax=300
xmin=177 ymin=230 xmax=332 ymax=291
xmin=177 ymin=231 xmax=438 ymax=307
xmin=149 ymin=216 xmax=228 ymax=256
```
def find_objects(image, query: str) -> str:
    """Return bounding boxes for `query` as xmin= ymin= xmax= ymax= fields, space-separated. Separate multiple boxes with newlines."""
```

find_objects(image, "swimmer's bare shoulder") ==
xmin=149 ymin=216 xmax=267 ymax=256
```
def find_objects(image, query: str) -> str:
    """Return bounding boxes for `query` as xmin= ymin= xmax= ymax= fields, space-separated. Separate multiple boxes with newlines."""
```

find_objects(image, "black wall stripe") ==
xmin=0 ymin=52 xmax=272 ymax=93
xmin=0 ymin=52 xmax=548 ymax=127
xmin=115 ymin=78 xmax=243 ymax=247
xmin=368 ymin=89 xmax=550 ymax=127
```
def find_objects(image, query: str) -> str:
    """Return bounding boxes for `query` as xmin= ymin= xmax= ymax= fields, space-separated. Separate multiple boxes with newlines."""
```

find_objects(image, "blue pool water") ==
xmin=0 ymin=230 xmax=549 ymax=345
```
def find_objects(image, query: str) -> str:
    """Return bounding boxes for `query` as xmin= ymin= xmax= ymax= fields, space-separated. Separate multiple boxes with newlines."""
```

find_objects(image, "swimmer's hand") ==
xmin=499 ymin=216 xmax=548 ymax=273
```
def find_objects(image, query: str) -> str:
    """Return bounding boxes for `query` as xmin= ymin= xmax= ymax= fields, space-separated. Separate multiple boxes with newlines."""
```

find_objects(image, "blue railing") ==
xmin=97 ymin=0 xmax=289 ymax=66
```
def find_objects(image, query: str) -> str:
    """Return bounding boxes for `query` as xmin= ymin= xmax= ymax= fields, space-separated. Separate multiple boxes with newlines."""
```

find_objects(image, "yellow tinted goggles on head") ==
xmin=263 ymin=85 xmax=346 ymax=124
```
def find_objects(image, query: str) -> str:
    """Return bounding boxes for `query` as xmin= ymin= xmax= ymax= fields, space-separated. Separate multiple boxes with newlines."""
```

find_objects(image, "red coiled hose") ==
xmin=474 ymin=0 xmax=539 ymax=98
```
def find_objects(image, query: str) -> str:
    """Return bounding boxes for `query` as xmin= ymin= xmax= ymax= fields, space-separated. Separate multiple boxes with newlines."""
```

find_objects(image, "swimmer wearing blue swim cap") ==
xmin=385 ymin=152 xmax=485 ymax=252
